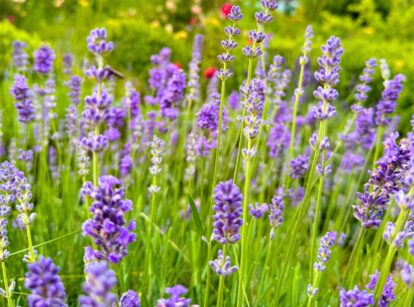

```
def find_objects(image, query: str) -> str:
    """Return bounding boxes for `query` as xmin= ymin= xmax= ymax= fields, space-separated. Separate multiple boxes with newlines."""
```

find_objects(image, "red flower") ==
xmin=221 ymin=3 xmax=233 ymax=17
xmin=204 ymin=67 xmax=217 ymax=79
xmin=174 ymin=62 xmax=182 ymax=69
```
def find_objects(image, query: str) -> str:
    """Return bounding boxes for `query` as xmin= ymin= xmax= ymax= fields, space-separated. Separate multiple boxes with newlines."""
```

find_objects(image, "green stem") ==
xmin=288 ymin=61 xmax=306 ymax=160
xmin=25 ymin=220 xmax=35 ymax=262
xmin=374 ymin=205 xmax=410 ymax=302
xmin=217 ymin=244 xmax=227 ymax=307
xmin=204 ymin=63 xmax=227 ymax=307
xmin=237 ymin=138 xmax=253 ymax=307
xmin=1 ymin=262 xmax=13 ymax=307
xmin=345 ymin=228 xmax=365 ymax=287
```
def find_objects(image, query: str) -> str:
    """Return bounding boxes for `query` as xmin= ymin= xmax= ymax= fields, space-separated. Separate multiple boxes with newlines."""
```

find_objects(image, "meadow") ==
xmin=0 ymin=0 xmax=414 ymax=306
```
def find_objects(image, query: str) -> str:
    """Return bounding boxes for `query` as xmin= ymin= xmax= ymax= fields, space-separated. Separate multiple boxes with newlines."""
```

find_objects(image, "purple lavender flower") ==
xmin=340 ymin=286 xmax=374 ymax=307
xmin=313 ymin=231 xmax=337 ymax=271
xmin=268 ymin=192 xmax=284 ymax=230
xmin=366 ymin=271 xmax=395 ymax=307
xmin=228 ymin=90 xmax=240 ymax=110
xmin=290 ymin=153 xmax=309 ymax=179
xmin=196 ymin=101 xmax=220 ymax=131
xmin=11 ymin=74 xmax=34 ymax=123
xmin=160 ymin=69 xmax=186 ymax=120
xmin=187 ymin=34 xmax=203 ymax=103
xmin=79 ymin=261 xmax=117 ymax=306
xmin=120 ymin=290 xmax=140 ymax=307
xmin=397 ymin=259 xmax=414 ymax=286
xmin=34 ymin=46 xmax=56 ymax=75
xmin=82 ymin=176 xmax=136 ymax=263
xmin=209 ymin=249 xmax=239 ymax=276
xmin=67 ymin=75 xmax=82 ymax=105
xmin=313 ymin=36 xmax=344 ymax=120
xmin=354 ymin=58 xmax=377 ymax=103
xmin=249 ymin=203 xmax=268 ymax=219
xmin=375 ymin=74 xmax=405 ymax=126
xmin=87 ymin=28 xmax=114 ymax=55
xmin=12 ymin=41 xmax=28 ymax=71
xmin=157 ymin=284 xmax=191 ymax=307
xmin=25 ymin=256 xmax=67 ymax=306
xmin=212 ymin=180 xmax=243 ymax=244
xmin=63 ymin=53 xmax=73 ymax=75
xmin=241 ymin=78 xmax=266 ymax=142
xmin=300 ymin=25 xmax=314 ymax=65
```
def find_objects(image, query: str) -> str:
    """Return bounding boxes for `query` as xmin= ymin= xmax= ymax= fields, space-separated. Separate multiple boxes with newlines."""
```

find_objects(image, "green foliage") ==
xmin=105 ymin=18 xmax=191 ymax=87
xmin=0 ymin=21 xmax=39 ymax=73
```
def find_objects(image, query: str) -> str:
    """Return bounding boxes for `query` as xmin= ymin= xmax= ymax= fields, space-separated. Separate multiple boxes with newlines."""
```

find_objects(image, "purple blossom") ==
xmin=228 ymin=90 xmax=240 ymax=110
xmin=63 ymin=53 xmax=73 ymax=75
xmin=313 ymin=36 xmax=344 ymax=120
xmin=187 ymin=34 xmax=203 ymax=103
xmin=12 ymin=41 xmax=28 ymax=71
xmin=209 ymin=249 xmax=239 ymax=276
xmin=82 ymin=176 xmax=136 ymax=263
xmin=249 ymin=203 xmax=268 ymax=219
xmin=160 ymin=69 xmax=186 ymax=120
xmin=25 ymin=257 xmax=67 ymax=306
xmin=290 ymin=153 xmax=309 ymax=179
xmin=34 ymin=46 xmax=56 ymax=75
xmin=354 ymin=58 xmax=377 ymax=103
xmin=397 ymin=259 xmax=414 ymax=286
xmin=11 ymin=74 xmax=34 ymax=123
xmin=269 ymin=192 xmax=285 ymax=230
xmin=313 ymin=231 xmax=337 ymax=271
xmin=157 ymin=285 xmax=191 ymax=307
xmin=87 ymin=28 xmax=114 ymax=55
xmin=241 ymin=78 xmax=266 ymax=140
xmin=375 ymin=74 xmax=405 ymax=126
xmin=340 ymin=286 xmax=374 ymax=307
xmin=67 ymin=75 xmax=82 ymax=105
xmin=120 ymin=290 xmax=140 ymax=307
xmin=79 ymin=261 xmax=117 ymax=306
xmin=366 ymin=271 xmax=395 ymax=307
xmin=212 ymin=180 xmax=243 ymax=244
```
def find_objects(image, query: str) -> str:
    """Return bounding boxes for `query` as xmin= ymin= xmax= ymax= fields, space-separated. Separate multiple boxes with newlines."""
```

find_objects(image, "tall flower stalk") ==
xmin=204 ymin=6 xmax=242 ymax=307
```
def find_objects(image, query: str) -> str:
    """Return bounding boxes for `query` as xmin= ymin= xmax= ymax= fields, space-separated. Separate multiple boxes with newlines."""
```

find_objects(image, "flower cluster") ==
xmin=25 ymin=257 xmax=67 ymax=306
xmin=209 ymin=249 xmax=239 ymax=276
xmin=217 ymin=5 xmax=242 ymax=80
xmin=313 ymin=36 xmax=344 ymax=120
xmin=212 ymin=180 xmax=243 ymax=244
xmin=157 ymin=284 xmax=191 ymax=307
xmin=149 ymin=135 xmax=164 ymax=193
xmin=375 ymin=74 xmax=405 ymax=126
xmin=313 ymin=231 xmax=337 ymax=271
xmin=120 ymin=290 xmax=140 ymax=307
xmin=354 ymin=133 xmax=412 ymax=228
xmin=187 ymin=34 xmax=204 ymax=103
xmin=12 ymin=41 xmax=28 ymax=72
xmin=34 ymin=45 xmax=56 ymax=75
xmin=11 ymin=74 xmax=34 ymax=123
xmin=79 ymin=261 xmax=117 ymax=306
xmin=82 ymin=175 xmax=136 ymax=263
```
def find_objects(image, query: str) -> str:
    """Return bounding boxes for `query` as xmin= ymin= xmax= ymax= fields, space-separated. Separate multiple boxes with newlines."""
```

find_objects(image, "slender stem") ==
xmin=1 ymin=262 xmax=13 ymax=307
xmin=25 ymin=221 xmax=35 ymax=262
xmin=217 ymin=244 xmax=227 ymax=307
xmin=374 ymin=205 xmax=410 ymax=302
xmin=345 ymin=228 xmax=365 ymax=287
xmin=204 ymin=63 xmax=227 ymax=307
xmin=288 ymin=61 xmax=306 ymax=160
xmin=237 ymin=138 xmax=253 ymax=307
xmin=306 ymin=271 xmax=320 ymax=307
xmin=372 ymin=126 xmax=384 ymax=168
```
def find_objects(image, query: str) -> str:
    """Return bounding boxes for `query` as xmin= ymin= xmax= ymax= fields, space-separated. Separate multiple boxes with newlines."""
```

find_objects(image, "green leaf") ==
xmin=187 ymin=193 xmax=205 ymax=237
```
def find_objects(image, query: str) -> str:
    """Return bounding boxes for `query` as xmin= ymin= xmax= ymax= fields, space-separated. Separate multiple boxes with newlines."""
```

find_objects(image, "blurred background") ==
xmin=1 ymin=0 xmax=413 ymax=128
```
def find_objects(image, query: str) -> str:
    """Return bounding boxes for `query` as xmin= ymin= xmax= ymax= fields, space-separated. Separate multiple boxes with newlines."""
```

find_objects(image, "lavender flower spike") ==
xmin=11 ymin=74 xmax=34 ymax=123
xmin=25 ymin=257 xmax=67 ymax=306
xmin=313 ymin=231 xmax=337 ymax=271
xmin=339 ymin=286 xmax=374 ymax=306
xmin=212 ymin=180 xmax=243 ymax=244
xmin=313 ymin=36 xmax=344 ymax=120
xmin=34 ymin=45 xmax=56 ymax=75
xmin=209 ymin=249 xmax=239 ymax=276
xmin=79 ymin=261 xmax=117 ymax=306
xmin=120 ymin=290 xmax=140 ymax=307
xmin=12 ymin=41 xmax=28 ymax=71
xmin=82 ymin=176 xmax=136 ymax=263
xmin=157 ymin=284 xmax=191 ymax=307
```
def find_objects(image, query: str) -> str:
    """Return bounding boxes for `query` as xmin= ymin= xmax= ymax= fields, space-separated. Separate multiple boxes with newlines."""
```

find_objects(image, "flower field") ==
xmin=0 ymin=0 xmax=413 ymax=306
